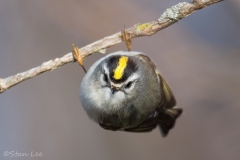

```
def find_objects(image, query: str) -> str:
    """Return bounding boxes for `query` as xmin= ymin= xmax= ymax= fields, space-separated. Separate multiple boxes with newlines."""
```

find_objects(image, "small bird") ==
xmin=79 ymin=51 xmax=182 ymax=137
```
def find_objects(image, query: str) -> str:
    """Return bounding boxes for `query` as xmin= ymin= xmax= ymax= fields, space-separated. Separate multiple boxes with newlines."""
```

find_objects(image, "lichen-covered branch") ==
xmin=0 ymin=0 xmax=224 ymax=93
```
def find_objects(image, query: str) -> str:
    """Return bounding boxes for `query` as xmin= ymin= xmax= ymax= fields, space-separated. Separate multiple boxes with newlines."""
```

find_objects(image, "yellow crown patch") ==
xmin=113 ymin=56 xmax=129 ymax=80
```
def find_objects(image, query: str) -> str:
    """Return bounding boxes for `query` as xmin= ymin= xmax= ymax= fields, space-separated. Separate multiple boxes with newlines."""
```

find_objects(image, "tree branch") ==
xmin=0 ymin=0 xmax=224 ymax=93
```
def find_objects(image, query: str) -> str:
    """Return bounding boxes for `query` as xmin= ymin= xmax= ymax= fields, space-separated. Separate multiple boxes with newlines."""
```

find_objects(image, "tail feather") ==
xmin=158 ymin=108 xmax=183 ymax=137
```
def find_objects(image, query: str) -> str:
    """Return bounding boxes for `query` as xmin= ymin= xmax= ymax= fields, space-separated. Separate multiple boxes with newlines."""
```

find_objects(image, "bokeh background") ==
xmin=0 ymin=0 xmax=240 ymax=160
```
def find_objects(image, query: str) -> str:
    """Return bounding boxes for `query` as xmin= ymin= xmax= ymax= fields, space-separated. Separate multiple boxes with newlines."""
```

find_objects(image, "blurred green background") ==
xmin=0 ymin=0 xmax=240 ymax=160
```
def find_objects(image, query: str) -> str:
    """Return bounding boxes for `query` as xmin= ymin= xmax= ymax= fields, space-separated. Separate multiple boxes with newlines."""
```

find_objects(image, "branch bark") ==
xmin=0 ymin=0 xmax=224 ymax=93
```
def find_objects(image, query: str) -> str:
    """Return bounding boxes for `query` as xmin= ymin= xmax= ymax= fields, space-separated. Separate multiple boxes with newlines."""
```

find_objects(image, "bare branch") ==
xmin=0 ymin=0 xmax=224 ymax=93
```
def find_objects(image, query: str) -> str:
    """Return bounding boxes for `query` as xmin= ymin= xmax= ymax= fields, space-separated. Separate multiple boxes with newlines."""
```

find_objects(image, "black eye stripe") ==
xmin=125 ymin=81 xmax=133 ymax=88
xmin=103 ymin=72 xmax=108 ymax=82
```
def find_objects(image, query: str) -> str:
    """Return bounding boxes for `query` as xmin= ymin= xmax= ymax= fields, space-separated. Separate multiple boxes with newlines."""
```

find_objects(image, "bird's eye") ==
xmin=125 ymin=81 xmax=133 ymax=88
xmin=103 ymin=73 xmax=108 ymax=83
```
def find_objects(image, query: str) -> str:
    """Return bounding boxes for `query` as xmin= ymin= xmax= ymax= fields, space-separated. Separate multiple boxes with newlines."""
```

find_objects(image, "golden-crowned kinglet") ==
xmin=79 ymin=51 xmax=182 ymax=136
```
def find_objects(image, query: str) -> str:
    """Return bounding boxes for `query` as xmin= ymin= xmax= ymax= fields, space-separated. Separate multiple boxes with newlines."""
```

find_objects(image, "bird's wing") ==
xmin=98 ymin=112 xmax=158 ymax=132
xmin=98 ymin=121 xmax=120 ymax=131
xmin=123 ymin=112 xmax=158 ymax=132
xmin=135 ymin=53 xmax=176 ymax=109
xmin=157 ymin=72 xmax=176 ymax=109
xmin=123 ymin=72 xmax=178 ymax=133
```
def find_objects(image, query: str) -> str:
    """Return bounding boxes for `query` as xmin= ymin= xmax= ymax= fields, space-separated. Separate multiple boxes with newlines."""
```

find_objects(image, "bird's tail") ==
xmin=158 ymin=107 xmax=183 ymax=137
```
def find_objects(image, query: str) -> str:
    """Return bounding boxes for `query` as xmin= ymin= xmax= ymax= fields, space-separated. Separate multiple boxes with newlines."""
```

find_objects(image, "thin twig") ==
xmin=0 ymin=0 xmax=224 ymax=93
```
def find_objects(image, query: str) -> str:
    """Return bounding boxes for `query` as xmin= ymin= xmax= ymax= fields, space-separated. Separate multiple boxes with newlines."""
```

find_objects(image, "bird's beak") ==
xmin=111 ymin=86 xmax=119 ymax=94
